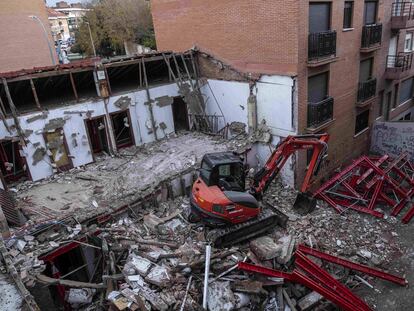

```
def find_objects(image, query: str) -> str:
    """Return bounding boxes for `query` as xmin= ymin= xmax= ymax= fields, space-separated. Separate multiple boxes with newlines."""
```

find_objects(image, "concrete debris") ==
xmin=297 ymin=291 xmax=323 ymax=311
xmin=26 ymin=111 xmax=48 ymax=123
xmin=114 ymin=96 xmax=132 ymax=109
xmin=32 ymin=147 xmax=47 ymax=165
xmin=207 ymin=281 xmax=235 ymax=311
xmin=277 ymin=235 xmax=295 ymax=264
xmin=154 ymin=95 xmax=173 ymax=107
xmin=250 ymin=236 xmax=282 ymax=260
xmin=0 ymin=130 xmax=411 ymax=311
xmin=66 ymin=288 xmax=96 ymax=307
xmin=43 ymin=118 xmax=66 ymax=132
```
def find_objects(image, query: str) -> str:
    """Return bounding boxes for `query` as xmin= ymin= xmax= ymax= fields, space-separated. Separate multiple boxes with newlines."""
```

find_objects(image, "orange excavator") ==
xmin=189 ymin=134 xmax=329 ymax=247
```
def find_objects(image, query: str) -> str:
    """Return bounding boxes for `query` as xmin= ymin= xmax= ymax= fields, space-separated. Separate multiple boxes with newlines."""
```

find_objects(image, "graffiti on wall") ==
xmin=371 ymin=121 xmax=414 ymax=161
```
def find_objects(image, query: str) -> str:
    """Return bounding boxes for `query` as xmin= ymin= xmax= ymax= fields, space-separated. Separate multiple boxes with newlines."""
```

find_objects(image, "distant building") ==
xmin=0 ymin=0 xmax=58 ymax=72
xmin=47 ymin=8 xmax=70 ymax=41
xmin=53 ymin=1 xmax=88 ymax=37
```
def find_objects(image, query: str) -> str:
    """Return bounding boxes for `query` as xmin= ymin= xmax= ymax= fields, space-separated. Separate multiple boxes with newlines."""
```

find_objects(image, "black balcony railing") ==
xmin=386 ymin=53 xmax=413 ymax=71
xmin=392 ymin=2 xmax=414 ymax=19
xmin=308 ymin=31 xmax=337 ymax=60
xmin=307 ymin=97 xmax=334 ymax=128
xmin=361 ymin=24 xmax=382 ymax=48
xmin=357 ymin=78 xmax=377 ymax=102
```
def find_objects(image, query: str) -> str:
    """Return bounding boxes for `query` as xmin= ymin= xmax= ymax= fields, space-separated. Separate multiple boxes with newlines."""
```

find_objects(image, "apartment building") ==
xmin=47 ymin=8 xmax=71 ymax=42
xmin=53 ymin=2 xmax=88 ymax=38
xmin=0 ymin=0 xmax=58 ymax=72
xmin=151 ymin=0 xmax=414 ymax=186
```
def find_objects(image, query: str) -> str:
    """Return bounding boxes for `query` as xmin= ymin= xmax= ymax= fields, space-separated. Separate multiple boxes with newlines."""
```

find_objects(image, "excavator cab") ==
xmin=199 ymin=152 xmax=246 ymax=192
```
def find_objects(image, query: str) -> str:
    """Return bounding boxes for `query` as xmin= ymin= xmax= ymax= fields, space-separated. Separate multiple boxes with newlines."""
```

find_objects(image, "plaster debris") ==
xmin=114 ymin=96 xmax=132 ymax=109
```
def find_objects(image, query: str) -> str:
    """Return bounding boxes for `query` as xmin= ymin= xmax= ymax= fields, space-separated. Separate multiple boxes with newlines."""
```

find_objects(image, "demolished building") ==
xmin=0 ymin=50 xmax=412 ymax=311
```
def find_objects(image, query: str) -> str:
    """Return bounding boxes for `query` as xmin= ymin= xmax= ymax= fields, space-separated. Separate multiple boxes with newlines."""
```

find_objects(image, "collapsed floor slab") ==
xmin=13 ymin=132 xmax=228 ymax=225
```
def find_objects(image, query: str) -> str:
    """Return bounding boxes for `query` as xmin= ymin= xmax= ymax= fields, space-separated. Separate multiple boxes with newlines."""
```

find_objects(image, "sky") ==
xmin=46 ymin=0 xmax=85 ymax=7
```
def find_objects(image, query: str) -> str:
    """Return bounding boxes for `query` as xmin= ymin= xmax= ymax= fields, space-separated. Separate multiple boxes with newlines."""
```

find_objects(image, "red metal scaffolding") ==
xmin=314 ymin=153 xmax=414 ymax=223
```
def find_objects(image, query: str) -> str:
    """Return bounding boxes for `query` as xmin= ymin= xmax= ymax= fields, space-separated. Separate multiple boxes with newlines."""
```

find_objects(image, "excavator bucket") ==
xmin=293 ymin=192 xmax=316 ymax=215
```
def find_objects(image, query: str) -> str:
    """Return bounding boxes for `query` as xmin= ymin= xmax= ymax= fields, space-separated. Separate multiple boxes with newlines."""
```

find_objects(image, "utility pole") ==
xmin=85 ymin=22 xmax=97 ymax=57
xmin=29 ymin=15 xmax=56 ymax=65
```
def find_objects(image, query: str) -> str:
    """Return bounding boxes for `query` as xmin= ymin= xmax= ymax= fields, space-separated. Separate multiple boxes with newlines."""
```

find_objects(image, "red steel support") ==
xmin=297 ymin=245 xmax=408 ymax=286
xmin=295 ymin=252 xmax=372 ymax=311
xmin=238 ymin=261 xmax=364 ymax=311
xmin=402 ymin=203 xmax=414 ymax=224
xmin=237 ymin=262 xmax=294 ymax=280
xmin=291 ymin=270 xmax=360 ymax=311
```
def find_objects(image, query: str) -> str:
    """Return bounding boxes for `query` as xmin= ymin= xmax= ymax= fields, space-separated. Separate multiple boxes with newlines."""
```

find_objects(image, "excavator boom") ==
xmin=250 ymin=134 xmax=329 ymax=199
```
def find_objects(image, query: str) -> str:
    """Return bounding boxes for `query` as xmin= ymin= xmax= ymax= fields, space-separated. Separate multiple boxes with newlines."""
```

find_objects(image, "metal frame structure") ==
xmin=314 ymin=153 xmax=414 ymax=223
xmin=238 ymin=245 xmax=408 ymax=311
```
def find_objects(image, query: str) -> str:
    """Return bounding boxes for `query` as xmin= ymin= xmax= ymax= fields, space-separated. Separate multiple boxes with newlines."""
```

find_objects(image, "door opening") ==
xmin=86 ymin=116 xmax=109 ymax=155
xmin=172 ymin=96 xmax=189 ymax=131
xmin=110 ymin=110 xmax=134 ymax=149
xmin=0 ymin=140 xmax=29 ymax=184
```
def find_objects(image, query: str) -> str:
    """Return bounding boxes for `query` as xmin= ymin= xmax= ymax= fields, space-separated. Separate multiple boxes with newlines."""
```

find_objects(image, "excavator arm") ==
xmin=250 ymin=134 xmax=329 ymax=199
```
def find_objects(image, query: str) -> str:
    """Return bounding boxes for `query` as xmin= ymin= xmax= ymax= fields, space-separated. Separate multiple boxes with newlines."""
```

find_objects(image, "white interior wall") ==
xmin=255 ymin=75 xmax=296 ymax=137
xmin=0 ymin=83 xmax=180 ymax=183
xmin=202 ymin=77 xmax=297 ymax=186
xmin=201 ymin=80 xmax=250 ymax=130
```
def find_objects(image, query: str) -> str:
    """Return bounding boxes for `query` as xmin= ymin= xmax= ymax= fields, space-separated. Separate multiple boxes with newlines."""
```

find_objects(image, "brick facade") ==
xmin=0 ymin=0 xmax=57 ymax=73
xmin=152 ymin=0 xmax=414 ymax=188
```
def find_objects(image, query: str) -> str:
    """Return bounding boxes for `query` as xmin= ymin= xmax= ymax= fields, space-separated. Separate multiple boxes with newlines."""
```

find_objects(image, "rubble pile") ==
xmin=266 ymin=182 xmax=405 ymax=271
xmin=2 ymin=180 xmax=407 ymax=310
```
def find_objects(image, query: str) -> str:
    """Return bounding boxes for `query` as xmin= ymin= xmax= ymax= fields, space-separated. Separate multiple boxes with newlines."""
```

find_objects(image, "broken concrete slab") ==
xmin=250 ymin=236 xmax=282 ymax=260
xmin=277 ymin=235 xmax=295 ymax=265
xmin=43 ymin=118 xmax=66 ymax=132
xmin=155 ymin=95 xmax=173 ymax=107
xmin=297 ymin=291 xmax=323 ymax=311
xmin=114 ymin=96 xmax=132 ymax=109
xmin=207 ymin=281 xmax=235 ymax=311
xmin=26 ymin=111 xmax=48 ymax=123
xmin=145 ymin=265 xmax=171 ymax=287
xmin=125 ymin=255 xmax=152 ymax=276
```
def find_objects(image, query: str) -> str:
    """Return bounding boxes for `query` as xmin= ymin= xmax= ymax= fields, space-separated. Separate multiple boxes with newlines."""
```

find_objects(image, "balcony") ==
xmin=357 ymin=78 xmax=377 ymax=106
xmin=308 ymin=31 xmax=337 ymax=66
xmin=385 ymin=53 xmax=413 ymax=80
xmin=391 ymin=2 xmax=414 ymax=29
xmin=307 ymin=97 xmax=334 ymax=131
xmin=361 ymin=24 xmax=382 ymax=52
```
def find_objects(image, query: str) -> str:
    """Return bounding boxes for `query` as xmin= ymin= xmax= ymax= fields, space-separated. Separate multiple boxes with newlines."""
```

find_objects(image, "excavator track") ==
xmin=206 ymin=208 xmax=287 ymax=248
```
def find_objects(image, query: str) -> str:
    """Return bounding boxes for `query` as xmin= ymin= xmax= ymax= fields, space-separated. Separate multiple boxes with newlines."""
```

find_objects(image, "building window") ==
xmin=308 ymin=72 xmax=329 ymax=103
xmin=364 ymin=0 xmax=378 ymax=25
xmin=309 ymin=3 xmax=331 ymax=33
xmin=399 ymin=78 xmax=414 ymax=104
xmin=355 ymin=110 xmax=370 ymax=134
xmin=405 ymin=33 xmax=413 ymax=52
xmin=359 ymin=58 xmax=373 ymax=82
xmin=393 ymin=84 xmax=399 ymax=108
xmin=343 ymin=1 xmax=354 ymax=29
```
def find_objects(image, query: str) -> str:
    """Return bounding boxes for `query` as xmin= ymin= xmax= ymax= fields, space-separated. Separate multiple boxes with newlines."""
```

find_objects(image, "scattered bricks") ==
xmin=250 ymin=236 xmax=282 ymax=260
xmin=145 ymin=265 xmax=171 ymax=287
xmin=297 ymin=292 xmax=323 ymax=311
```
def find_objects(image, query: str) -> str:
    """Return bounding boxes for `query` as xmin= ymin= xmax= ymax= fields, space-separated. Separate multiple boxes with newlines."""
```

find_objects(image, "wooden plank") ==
xmin=69 ymin=72 xmax=79 ymax=101
xmin=29 ymin=79 xmax=41 ymax=110
xmin=36 ymin=274 xmax=106 ymax=289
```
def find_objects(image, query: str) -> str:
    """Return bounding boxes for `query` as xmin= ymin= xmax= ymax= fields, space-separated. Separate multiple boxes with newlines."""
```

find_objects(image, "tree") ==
xmin=72 ymin=0 xmax=155 ymax=57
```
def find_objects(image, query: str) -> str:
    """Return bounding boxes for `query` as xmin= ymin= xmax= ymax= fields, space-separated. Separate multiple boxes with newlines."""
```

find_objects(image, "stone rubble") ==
xmin=0 ymin=131 xmax=409 ymax=310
